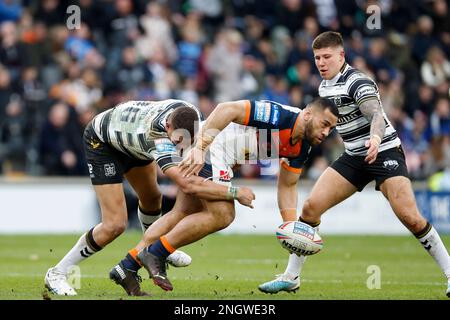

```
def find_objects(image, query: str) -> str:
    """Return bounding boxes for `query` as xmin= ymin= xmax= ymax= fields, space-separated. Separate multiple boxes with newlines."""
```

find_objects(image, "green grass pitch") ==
xmin=0 ymin=232 xmax=449 ymax=300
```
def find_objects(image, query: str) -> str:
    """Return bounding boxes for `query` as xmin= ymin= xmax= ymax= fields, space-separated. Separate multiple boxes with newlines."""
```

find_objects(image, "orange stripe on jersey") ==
xmin=243 ymin=100 xmax=251 ymax=125
xmin=281 ymin=160 xmax=302 ymax=174
xmin=292 ymin=112 xmax=302 ymax=135
xmin=275 ymin=129 xmax=302 ymax=157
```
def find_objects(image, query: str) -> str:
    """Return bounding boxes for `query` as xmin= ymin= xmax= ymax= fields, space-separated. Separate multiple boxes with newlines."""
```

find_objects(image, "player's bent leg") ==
xmin=259 ymin=168 xmax=358 ymax=294
xmin=381 ymin=176 xmax=450 ymax=297
xmin=111 ymin=193 xmax=202 ymax=295
xmin=46 ymin=183 xmax=128 ymax=296
xmin=379 ymin=176 xmax=426 ymax=233
xmin=138 ymin=199 xmax=235 ymax=291
xmin=125 ymin=162 xmax=163 ymax=232
xmin=92 ymin=183 xmax=129 ymax=246
xmin=126 ymin=164 xmax=193 ymax=268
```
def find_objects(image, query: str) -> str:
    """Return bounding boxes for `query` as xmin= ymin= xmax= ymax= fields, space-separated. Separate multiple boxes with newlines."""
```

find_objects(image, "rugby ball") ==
xmin=276 ymin=221 xmax=323 ymax=256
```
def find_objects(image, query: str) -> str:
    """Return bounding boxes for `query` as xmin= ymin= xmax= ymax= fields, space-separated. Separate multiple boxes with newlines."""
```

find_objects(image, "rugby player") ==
xmin=258 ymin=31 xmax=450 ymax=297
xmin=108 ymin=97 xmax=338 ymax=295
xmin=44 ymin=99 xmax=255 ymax=296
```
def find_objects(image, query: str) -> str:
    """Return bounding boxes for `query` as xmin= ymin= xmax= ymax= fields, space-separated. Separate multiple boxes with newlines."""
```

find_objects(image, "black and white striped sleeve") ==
xmin=347 ymin=73 xmax=379 ymax=106
xmin=151 ymin=138 xmax=182 ymax=172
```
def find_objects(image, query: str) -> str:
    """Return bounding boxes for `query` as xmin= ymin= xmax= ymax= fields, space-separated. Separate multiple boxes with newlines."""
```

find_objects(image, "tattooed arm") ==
xmin=359 ymin=99 xmax=386 ymax=164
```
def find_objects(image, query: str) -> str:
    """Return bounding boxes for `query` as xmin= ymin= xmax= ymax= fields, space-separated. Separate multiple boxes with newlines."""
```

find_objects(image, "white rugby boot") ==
xmin=44 ymin=267 xmax=77 ymax=296
xmin=166 ymin=250 xmax=192 ymax=267
xmin=258 ymin=273 xmax=300 ymax=294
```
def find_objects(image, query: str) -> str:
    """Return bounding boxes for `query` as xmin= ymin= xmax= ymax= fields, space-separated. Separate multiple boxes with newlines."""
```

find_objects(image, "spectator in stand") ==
xmin=411 ymin=15 xmax=439 ymax=65
xmin=64 ymin=23 xmax=105 ymax=69
xmin=421 ymin=46 xmax=450 ymax=88
xmin=114 ymin=46 xmax=145 ymax=93
xmin=38 ymin=102 xmax=85 ymax=176
xmin=0 ymin=96 xmax=28 ymax=174
xmin=430 ymin=97 xmax=450 ymax=137
xmin=175 ymin=17 xmax=203 ymax=80
xmin=206 ymin=28 xmax=244 ymax=102
xmin=0 ymin=20 xmax=27 ymax=83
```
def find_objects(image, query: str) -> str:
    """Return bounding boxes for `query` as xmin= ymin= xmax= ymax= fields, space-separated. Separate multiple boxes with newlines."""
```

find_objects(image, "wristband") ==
xmin=227 ymin=186 xmax=239 ymax=200
xmin=196 ymin=133 xmax=215 ymax=151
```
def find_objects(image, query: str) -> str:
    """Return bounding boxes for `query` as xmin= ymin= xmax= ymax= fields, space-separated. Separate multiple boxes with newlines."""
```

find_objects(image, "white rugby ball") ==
xmin=276 ymin=221 xmax=323 ymax=256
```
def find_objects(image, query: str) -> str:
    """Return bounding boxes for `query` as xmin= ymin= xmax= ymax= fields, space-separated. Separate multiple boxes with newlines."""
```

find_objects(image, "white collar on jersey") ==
xmin=323 ymin=62 xmax=351 ymax=86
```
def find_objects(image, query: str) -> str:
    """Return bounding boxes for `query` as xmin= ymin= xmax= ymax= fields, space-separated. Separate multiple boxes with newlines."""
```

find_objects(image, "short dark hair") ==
xmin=308 ymin=97 xmax=340 ymax=118
xmin=170 ymin=106 xmax=200 ymax=138
xmin=312 ymin=31 xmax=344 ymax=50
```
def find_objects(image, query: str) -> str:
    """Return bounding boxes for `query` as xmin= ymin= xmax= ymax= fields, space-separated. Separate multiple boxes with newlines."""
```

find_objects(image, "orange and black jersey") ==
xmin=242 ymin=100 xmax=311 ymax=174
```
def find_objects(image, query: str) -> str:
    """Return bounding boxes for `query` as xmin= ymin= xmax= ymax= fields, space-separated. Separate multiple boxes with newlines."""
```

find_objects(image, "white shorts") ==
xmin=198 ymin=123 xmax=258 ymax=186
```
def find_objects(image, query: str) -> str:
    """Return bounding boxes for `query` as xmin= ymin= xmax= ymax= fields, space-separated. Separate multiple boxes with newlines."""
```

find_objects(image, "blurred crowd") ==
xmin=0 ymin=0 xmax=449 ymax=190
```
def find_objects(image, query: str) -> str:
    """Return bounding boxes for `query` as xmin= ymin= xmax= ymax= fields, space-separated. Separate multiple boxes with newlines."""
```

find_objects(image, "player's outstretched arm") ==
xmin=277 ymin=163 xmax=301 ymax=222
xmin=179 ymin=100 xmax=249 ymax=177
xmin=359 ymin=99 xmax=385 ymax=164
xmin=164 ymin=165 xmax=256 ymax=208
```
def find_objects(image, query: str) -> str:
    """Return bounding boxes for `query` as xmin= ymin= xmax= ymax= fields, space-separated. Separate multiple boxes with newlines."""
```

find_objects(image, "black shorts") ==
xmin=331 ymin=145 xmax=409 ymax=192
xmin=83 ymin=123 xmax=152 ymax=185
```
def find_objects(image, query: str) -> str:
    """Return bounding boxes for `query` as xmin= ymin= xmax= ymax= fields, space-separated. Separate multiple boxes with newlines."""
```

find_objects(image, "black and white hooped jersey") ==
xmin=318 ymin=63 xmax=400 ymax=156
xmin=92 ymin=99 xmax=202 ymax=171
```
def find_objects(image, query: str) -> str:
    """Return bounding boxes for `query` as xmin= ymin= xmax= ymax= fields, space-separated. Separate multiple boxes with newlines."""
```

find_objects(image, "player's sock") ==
xmin=284 ymin=253 xmax=307 ymax=278
xmin=137 ymin=205 xmax=161 ymax=232
xmin=120 ymin=248 xmax=142 ymax=272
xmin=147 ymin=236 xmax=175 ymax=259
xmin=55 ymin=227 xmax=103 ymax=274
xmin=415 ymin=222 xmax=450 ymax=280
xmin=299 ymin=217 xmax=321 ymax=228
xmin=283 ymin=218 xmax=321 ymax=277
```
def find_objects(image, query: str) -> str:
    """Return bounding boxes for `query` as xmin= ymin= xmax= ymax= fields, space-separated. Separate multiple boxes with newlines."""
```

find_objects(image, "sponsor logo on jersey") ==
xmin=355 ymin=86 xmax=376 ymax=99
xmin=293 ymin=222 xmax=315 ymax=240
xmin=155 ymin=139 xmax=177 ymax=153
xmin=383 ymin=159 xmax=399 ymax=171
xmin=254 ymin=101 xmax=271 ymax=123
xmin=104 ymin=163 xmax=116 ymax=177
xmin=271 ymin=105 xmax=280 ymax=125
xmin=219 ymin=170 xmax=231 ymax=182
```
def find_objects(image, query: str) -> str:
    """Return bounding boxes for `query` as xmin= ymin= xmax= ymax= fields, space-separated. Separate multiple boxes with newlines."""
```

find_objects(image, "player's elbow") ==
xmin=216 ymin=101 xmax=242 ymax=124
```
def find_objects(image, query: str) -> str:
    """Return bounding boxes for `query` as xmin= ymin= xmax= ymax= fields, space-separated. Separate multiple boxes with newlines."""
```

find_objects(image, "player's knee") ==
xmin=402 ymin=214 xmax=427 ymax=233
xmin=139 ymin=191 xmax=162 ymax=210
xmin=102 ymin=221 xmax=127 ymax=239
xmin=302 ymin=198 xmax=321 ymax=221
xmin=213 ymin=208 xmax=235 ymax=231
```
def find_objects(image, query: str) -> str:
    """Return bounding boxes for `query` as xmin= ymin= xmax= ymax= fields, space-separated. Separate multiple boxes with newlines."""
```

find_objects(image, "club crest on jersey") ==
xmin=333 ymin=97 xmax=342 ymax=106
xmin=383 ymin=159 xmax=399 ymax=171
xmin=104 ymin=163 xmax=116 ymax=177
xmin=254 ymin=101 xmax=271 ymax=123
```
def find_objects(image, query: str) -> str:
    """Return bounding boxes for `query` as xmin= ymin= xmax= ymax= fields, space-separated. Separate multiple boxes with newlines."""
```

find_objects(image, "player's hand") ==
xmin=364 ymin=135 xmax=381 ymax=164
xmin=178 ymin=146 xmax=206 ymax=177
xmin=236 ymin=187 xmax=256 ymax=209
